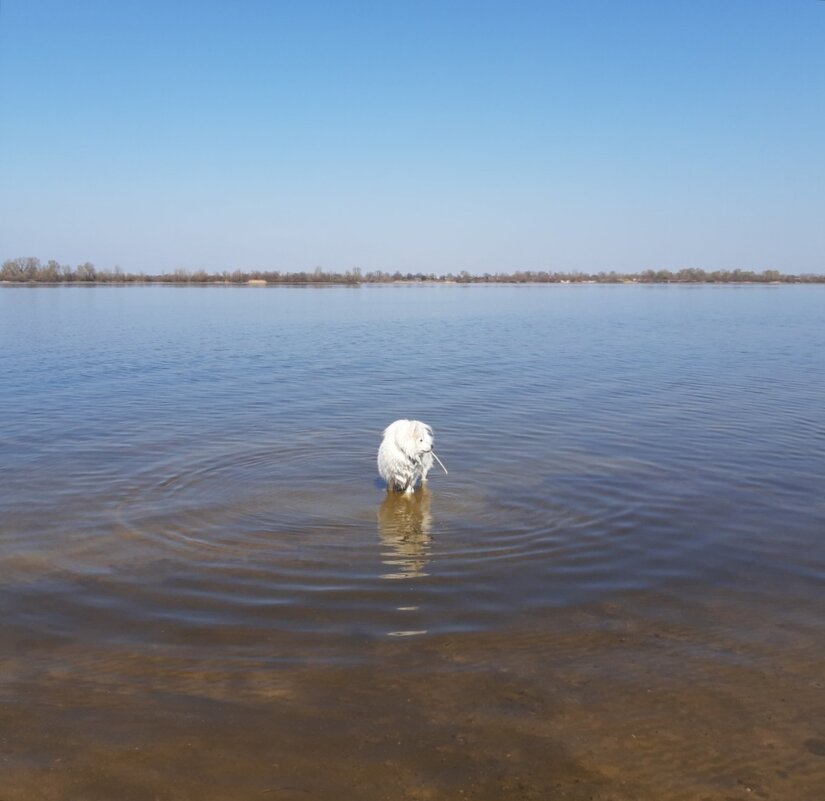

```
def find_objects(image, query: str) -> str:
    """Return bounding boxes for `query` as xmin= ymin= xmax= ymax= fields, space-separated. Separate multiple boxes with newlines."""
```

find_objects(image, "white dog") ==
xmin=377 ymin=419 xmax=447 ymax=494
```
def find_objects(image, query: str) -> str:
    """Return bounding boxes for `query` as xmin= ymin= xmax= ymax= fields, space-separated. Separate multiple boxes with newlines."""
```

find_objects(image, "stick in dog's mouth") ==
xmin=431 ymin=451 xmax=448 ymax=475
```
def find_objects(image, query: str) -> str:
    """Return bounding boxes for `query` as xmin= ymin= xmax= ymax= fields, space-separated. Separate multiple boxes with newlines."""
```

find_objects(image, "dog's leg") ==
xmin=420 ymin=453 xmax=433 ymax=485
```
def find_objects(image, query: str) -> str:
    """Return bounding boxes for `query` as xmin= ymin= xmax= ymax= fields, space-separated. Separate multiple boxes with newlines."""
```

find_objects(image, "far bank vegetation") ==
xmin=2 ymin=257 xmax=823 ymax=285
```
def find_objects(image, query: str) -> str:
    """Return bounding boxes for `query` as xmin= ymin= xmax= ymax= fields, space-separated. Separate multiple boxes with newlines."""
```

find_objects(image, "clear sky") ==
xmin=1 ymin=0 xmax=823 ymax=275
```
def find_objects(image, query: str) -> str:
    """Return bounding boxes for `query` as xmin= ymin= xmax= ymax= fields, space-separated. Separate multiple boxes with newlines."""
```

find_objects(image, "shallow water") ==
xmin=1 ymin=284 xmax=824 ymax=800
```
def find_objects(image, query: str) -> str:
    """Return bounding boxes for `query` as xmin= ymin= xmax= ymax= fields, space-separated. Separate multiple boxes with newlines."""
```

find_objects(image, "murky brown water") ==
xmin=2 ymin=285 xmax=824 ymax=799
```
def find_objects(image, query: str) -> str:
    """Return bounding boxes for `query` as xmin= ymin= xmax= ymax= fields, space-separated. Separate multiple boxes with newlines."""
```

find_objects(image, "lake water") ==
xmin=1 ymin=284 xmax=824 ymax=800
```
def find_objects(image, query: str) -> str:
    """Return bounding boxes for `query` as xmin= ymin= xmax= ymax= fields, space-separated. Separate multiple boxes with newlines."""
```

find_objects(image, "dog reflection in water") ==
xmin=377 ymin=489 xmax=432 ymax=580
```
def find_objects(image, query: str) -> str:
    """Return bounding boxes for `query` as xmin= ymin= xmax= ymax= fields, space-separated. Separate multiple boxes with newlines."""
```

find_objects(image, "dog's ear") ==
xmin=394 ymin=420 xmax=418 ymax=456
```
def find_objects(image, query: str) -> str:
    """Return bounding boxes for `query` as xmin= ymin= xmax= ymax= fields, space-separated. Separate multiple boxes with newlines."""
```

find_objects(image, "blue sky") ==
xmin=1 ymin=0 xmax=823 ymax=274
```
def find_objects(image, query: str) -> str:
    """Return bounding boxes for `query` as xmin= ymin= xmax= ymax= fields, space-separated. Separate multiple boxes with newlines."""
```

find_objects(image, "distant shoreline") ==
xmin=2 ymin=258 xmax=824 ymax=285
xmin=4 ymin=279 xmax=824 ymax=287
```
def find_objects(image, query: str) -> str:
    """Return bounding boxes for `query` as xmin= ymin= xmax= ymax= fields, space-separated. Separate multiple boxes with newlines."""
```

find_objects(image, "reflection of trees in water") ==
xmin=377 ymin=489 xmax=432 ymax=580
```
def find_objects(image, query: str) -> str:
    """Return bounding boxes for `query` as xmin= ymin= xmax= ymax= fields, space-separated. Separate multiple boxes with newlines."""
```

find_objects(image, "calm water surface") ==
xmin=1 ymin=284 xmax=824 ymax=800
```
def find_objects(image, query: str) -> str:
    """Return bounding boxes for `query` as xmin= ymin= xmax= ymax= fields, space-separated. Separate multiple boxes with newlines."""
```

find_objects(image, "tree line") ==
xmin=2 ymin=257 xmax=824 ymax=285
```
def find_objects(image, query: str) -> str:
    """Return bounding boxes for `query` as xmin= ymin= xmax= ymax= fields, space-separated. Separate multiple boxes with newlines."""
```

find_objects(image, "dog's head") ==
xmin=386 ymin=419 xmax=433 ymax=460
